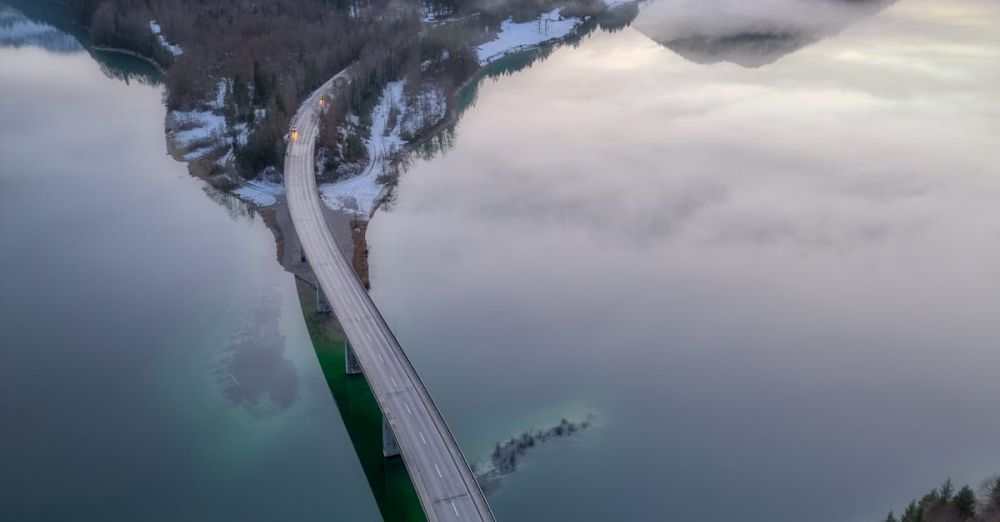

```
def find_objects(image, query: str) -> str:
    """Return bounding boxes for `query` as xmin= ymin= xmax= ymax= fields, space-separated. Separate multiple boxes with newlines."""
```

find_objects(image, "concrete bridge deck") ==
xmin=284 ymin=70 xmax=495 ymax=522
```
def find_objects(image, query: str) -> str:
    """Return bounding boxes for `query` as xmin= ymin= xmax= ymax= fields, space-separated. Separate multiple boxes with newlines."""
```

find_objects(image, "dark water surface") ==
xmin=369 ymin=1 xmax=1000 ymax=521
xmin=0 ymin=6 xmax=380 ymax=521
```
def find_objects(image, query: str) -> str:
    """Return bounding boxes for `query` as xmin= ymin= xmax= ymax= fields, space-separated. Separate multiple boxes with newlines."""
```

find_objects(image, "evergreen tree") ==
xmin=953 ymin=486 xmax=977 ymax=520
xmin=883 ymin=511 xmax=898 ymax=522
xmin=901 ymin=501 xmax=922 ymax=522
xmin=940 ymin=478 xmax=954 ymax=504
xmin=921 ymin=489 xmax=942 ymax=508
xmin=252 ymin=60 xmax=269 ymax=106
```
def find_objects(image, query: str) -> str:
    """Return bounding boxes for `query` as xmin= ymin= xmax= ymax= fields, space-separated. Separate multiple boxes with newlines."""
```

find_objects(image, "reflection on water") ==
xmin=0 ymin=5 xmax=379 ymax=521
xmin=633 ymin=0 xmax=896 ymax=67
xmin=1 ymin=0 xmax=160 ymax=84
xmin=215 ymin=289 xmax=298 ymax=417
xmin=0 ymin=5 xmax=80 ymax=53
xmin=371 ymin=0 xmax=1000 ymax=521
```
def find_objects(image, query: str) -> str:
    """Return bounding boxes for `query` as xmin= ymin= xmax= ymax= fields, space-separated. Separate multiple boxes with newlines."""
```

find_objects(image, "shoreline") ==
xmin=156 ymin=4 xmax=632 ymax=291
xmin=89 ymin=45 xmax=169 ymax=75
xmin=340 ymin=14 xmax=605 ymax=280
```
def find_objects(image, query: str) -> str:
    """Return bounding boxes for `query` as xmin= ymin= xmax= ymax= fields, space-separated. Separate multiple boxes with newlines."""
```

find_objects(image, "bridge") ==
xmin=284 ymin=70 xmax=496 ymax=522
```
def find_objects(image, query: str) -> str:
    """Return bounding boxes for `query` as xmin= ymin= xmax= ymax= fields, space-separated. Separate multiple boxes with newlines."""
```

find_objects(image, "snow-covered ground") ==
xmin=477 ymin=9 xmax=581 ymax=64
xmin=149 ymin=20 xmax=182 ymax=56
xmin=172 ymin=110 xmax=226 ymax=146
xmin=233 ymin=179 xmax=284 ymax=207
xmin=320 ymin=81 xmax=406 ymax=216
xmin=603 ymin=0 xmax=636 ymax=7
xmin=400 ymin=85 xmax=447 ymax=140
xmin=170 ymin=110 xmax=227 ymax=160
xmin=168 ymin=80 xmax=257 ymax=164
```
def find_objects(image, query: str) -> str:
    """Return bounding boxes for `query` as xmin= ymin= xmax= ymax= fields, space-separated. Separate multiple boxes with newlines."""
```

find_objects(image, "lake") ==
xmin=2 ymin=0 xmax=999 ymax=521
xmin=368 ymin=0 xmax=1000 ymax=520
xmin=0 ymin=4 xmax=380 ymax=521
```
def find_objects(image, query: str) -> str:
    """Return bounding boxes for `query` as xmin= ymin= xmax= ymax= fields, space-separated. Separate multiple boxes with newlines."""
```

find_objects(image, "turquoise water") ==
xmin=4 ymin=1 xmax=1000 ymax=521
xmin=0 ymin=6 xmax=380 ymax=520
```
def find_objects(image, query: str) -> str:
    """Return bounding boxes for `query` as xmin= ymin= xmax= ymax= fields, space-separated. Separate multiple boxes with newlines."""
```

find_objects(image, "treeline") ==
xmin=66 ymin=0 xmax=424 ymax=177
xmin=884 ymin=477 xmax=1000 ymax=522
xmin=65 ymin=0 xmax=615 ymax=179
xmin=316 ymin=19 xmax=479 ymax=174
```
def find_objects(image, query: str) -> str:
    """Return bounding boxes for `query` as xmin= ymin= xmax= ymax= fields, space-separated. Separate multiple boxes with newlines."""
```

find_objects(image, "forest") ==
xmin=63 ymin=0 xmax=610 ymax=180
xmin=883 ymin=477 xmax=1000 ymax=522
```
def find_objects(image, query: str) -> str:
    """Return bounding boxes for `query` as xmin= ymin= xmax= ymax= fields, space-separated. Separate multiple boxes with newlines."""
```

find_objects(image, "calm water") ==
xmin=369 ymin=1 xmax=1000 ymax=521
xmin=0 ymin=6 xmax=380 ymax=521
xmin=3 ymin=1 xmax=999 ymax=521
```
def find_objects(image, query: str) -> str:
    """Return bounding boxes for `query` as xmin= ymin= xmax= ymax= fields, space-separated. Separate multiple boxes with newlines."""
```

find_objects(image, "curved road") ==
xmin=284 ymin=70 xmax=495 ymax=522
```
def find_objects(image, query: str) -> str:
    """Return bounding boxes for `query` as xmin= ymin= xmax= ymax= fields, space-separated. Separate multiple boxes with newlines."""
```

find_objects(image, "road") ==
xmin=284 ymin=70 xmax=496 ymax=522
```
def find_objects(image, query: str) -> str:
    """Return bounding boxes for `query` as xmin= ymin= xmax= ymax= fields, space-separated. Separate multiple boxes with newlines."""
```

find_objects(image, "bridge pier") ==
xmin=316 ymin=286 xmax=332 ymax=313
xmin=345 ymin=340 xmax=362 ymax=375
xmin=383 ymin=416 xmax=400 ymax=458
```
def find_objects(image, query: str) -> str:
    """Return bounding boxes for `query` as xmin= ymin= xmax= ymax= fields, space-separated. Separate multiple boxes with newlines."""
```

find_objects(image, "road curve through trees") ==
xmin=284 ymin=70 xmax=496 ymax=522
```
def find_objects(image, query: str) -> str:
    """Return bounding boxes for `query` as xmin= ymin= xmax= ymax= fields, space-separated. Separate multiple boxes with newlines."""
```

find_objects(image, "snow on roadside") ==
xmin=603 ymin=0 xmax=635 ymax=7
xmin=149 ymin=20 xmax=182 ymax=56
xmin=233 ymin=179 xmax=284 ymax=207
xmin=477 ymin=9 xmax=581 ymax=64
xmin=320 ymin=80 xmax=406 ymax=216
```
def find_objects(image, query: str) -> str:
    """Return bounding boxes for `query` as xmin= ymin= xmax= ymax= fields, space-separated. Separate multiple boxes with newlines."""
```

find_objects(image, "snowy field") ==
xmin=171 ymin=110 xmax=226 ymax=157
xmin=168 ymin=81 xmax=253 ymax=164
xmin=233 ymin=179 xmax=285 ymax=207
xmin=477 ymin=9 xmax=581 ymax=64
xmin=320 ymin=81 xmax=407 ymax=216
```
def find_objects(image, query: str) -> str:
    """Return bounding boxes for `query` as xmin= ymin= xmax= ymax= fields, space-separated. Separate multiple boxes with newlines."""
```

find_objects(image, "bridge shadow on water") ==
xmin=295 ymin=278 xmax=427 ymax=522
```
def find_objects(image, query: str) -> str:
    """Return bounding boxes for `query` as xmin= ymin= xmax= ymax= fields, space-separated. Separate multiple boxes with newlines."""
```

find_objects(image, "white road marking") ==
xmin=451 ymin=501 xmax=460 ymax=516
xmin=404 ymin=403 xmax=412 ymax=414
xmin=390 ymin=377 xmax=398 ymax=388
xmin=435 ymin=464 xmax=443 ymax=478
xmin=419 ymin=432 xmax=427 ymax=445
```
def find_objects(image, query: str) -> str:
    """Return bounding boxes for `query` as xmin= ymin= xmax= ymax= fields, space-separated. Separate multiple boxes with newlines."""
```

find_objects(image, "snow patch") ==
xmin=477 ymin=9 xmax=581 ymax=64
xmin=400 ymin=85 xmax=447 ymax=139
xmin=233 ymin=179 xmax=284 ymax=207
xmin=170 ymin=109 xmax=227 ymax=160
xmin=213 ymin=80 xmax=227 ymax=110
xmin=421 ymin=2 xmax=455 ymax=22
xmin=149 ymin=20 xmax=182 ymax=56
xmin=320 ymin=81 xmax=406 ymax=216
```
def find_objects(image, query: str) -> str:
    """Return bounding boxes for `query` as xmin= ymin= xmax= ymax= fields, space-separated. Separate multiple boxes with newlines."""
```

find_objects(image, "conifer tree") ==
xmin=954 ymin=486 xmax=977 ymax=520
xmin=940 ymin=478 xmax=954 ymax=504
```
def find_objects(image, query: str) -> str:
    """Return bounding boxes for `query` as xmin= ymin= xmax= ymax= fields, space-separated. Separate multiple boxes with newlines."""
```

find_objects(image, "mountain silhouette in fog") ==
xmin=0 ymin=5 xmax=80 ymax=53
xmin=632 ymin=0 xmax=896 ymax=68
